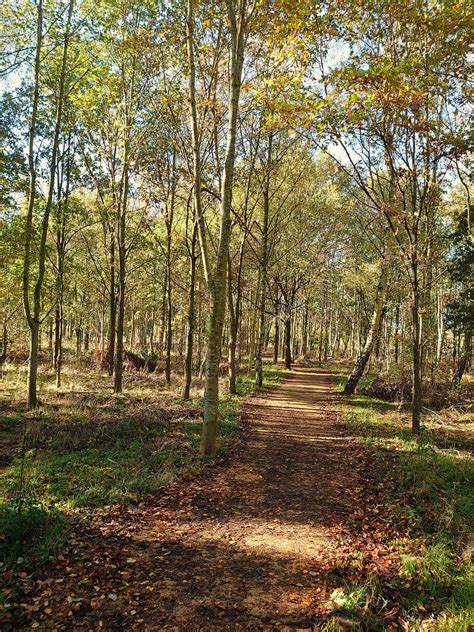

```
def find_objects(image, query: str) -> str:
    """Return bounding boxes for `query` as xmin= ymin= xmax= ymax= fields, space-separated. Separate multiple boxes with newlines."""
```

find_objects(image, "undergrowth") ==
xmin=0 ymin=366 xmax=286 ymax=570
xmin=0 ymin=497 xmax=66 ymax=566
xmin=337 ymin=391 xmax=474 ymax=630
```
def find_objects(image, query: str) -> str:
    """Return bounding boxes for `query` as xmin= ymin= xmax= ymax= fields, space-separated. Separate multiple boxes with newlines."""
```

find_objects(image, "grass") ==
xmin=0 ymin=359 xmax=287 ymax=568
xmin=0 ymin=498 xmax=66 ymax=566
xmin=340 ymin=390 xmax=474 ymax=630
xmin=323 ymin=583 xmax=385 ymax=631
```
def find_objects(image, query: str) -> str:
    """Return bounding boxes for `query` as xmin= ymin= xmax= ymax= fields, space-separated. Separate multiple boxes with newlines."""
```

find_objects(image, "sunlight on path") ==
xmin=120 ymin=367 xmax=363 ymax=628
xmin=10 ymin=367 xmax=364 ymax=630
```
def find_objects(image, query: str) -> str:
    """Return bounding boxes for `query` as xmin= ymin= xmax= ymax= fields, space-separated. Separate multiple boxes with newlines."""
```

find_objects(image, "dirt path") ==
xmin=10 ymin=367 xmax=367 ymax=630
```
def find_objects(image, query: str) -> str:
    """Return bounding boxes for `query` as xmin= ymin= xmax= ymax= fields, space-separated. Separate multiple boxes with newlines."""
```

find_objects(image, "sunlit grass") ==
xmin=0 ymin=361 xmax=287 ymax=566
xmin=341 ymin=390 xmax=474 ymax=629
xmin=0 ymin=361 xmax=287 ymax=576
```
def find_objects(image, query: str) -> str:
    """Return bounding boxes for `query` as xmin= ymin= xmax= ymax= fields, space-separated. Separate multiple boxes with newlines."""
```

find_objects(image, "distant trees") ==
xmin=308 ymin=0 xmax=472 ymax=432
xmin=0 ymin=0 xmax=470 ymax=442
xmin=447 ymin=209 xmax=473 ymax=389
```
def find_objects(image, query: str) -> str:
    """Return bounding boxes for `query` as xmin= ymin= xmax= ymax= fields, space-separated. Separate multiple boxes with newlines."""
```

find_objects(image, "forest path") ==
xmin=13 ymin=367 xmax=367 ymax=630
xmin=129 ymin=367 xmax=362 ymax=630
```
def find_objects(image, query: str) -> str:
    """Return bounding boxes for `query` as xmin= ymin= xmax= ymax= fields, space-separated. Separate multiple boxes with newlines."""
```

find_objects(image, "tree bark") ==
xmin=255 ymin=133 xmax=272 ymax=387
xmin=106 ymin=233 xmax=116 ymax=375
xmin=164 ymin=150 xmax=176 ymax=385
xmin=272 ymin=284 xmax=280 ymax=364
xmin=273 ymin=320 xmax=279 ymax=364
xmin=183 ymin=223 xmax=198 ymax=400
xmin=54 ymin=139 xmax=72 ymax=386
xmin=200 ymin=0 xmax=247 ymax=457
xmin=113 ymin=162 xmax=128 ymax=393
xmin=227 ymin=234 xmax=245 ymax=394
xmin=0 ymin=321 xmax=8 ymax=379
xmin=227 ymin=255 xmax=238 ymax=395
xmin=301 ymin=303 xmax=308 ymax=358
xmin=435 ymin=290 xmax=445 ymax=368
xmin=451 ymin=331 xmax=471 ymax=389
xmin=394 ymin=303 xmax=400 ymax=364
xmin=411 ymin=286 xmax=422 ymax=433
xmin=318 ymin=292 xmax=325 ymax=366
xmin=23 ymin=0 xmax=73 ymax=408
xmin=343 ymin=248 xmax=390 ymax=395
xmin=284 ymin=314 xmax=291 ymax=370
xmin=113 ymin=51 xmax=136 ymax=394
xmin=113 ymin=121 xmax=131 ymax=394
xmin=158 ymin=269 xmax=167 ymax=361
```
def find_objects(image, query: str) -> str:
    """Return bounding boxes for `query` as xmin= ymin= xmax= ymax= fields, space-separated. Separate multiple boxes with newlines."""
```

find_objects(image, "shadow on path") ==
xmin=10 ymin=367 xmax=367 ymax=631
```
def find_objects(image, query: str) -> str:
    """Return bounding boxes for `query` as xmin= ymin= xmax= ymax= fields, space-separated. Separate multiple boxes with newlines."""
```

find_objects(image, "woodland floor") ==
xmin=2 ymin=366 xmax=472 ymax=630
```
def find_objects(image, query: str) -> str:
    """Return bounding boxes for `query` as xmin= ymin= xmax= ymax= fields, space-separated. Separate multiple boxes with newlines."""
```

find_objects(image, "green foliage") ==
xmin=1 ymin=368 xmax=287 ymax=508
xmin=0 ymin=412 xmax=21 ymax=433
xmin=5 ymin=441 xmax=177 ymax=507
xmin=0 ymin=92 xmax=26 ymax=208
xmin=237 ymin=367 xmax=288 ymax=397
xmin=343 ymin=391 xmax=474 ymax=627
xmin=325 ymin=582 xmax=383 ymax=630
xmin=417 ymin=611 xmax=474 ymax=632
xmin=331 ymin=584 xmax=367 ymax=611
xmin=0 ymin=497 xmax=66 ymax=565
xmin=446 ymin=208 xmax=474 ymax=336
xmin=401 ymin=540 xmax=454 ymax=598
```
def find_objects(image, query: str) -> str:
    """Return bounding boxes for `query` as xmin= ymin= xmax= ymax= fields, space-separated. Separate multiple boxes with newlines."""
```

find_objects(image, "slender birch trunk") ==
xmin=411 ymin=275 xmax=422 ymax=433
xmin=200 ymin=0 xmax=248 ymax=456
xmin=343 ymin=247 xmax=390 ymax=395
xmin=255 ymin=133 xmax=272 ymax=386
xmin=183 ymin=222 xmax=198 ymax=400
xmin=23 ymin=0 xmax=73 ymax=408
xmin=113 ymin=116 xmax=131 ymax=394
xmin=165 ymin=150 xmax=176 ymax=385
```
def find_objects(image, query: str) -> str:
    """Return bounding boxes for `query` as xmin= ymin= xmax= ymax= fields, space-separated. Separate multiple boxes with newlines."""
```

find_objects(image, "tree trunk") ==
xmin=0 ymin=321 xmax=8 ymax=379
xmin=149 ymin=306 xmax=155 ymax=355
xmin=27 ymin=321 xmax=40 ymax=407
xmin=343 ymin=248 xmax=390 ymax=395
xmin=113 ymin=193 xmax=126 ymax=393
xmin=273 ymin=319 xmax=279 ymax=364
xmin=284 ymin=315 xmax=291 ymax=370
xmin=76 ymin=322 xmax=82 ymax=355
xmin=183 ymin=224 xmax=197 ymax=400
xmin=318 ymin=297 xmax=324 ymax=366
xmin=301 ymin=303 xmax=308 ymax=358
xmin=113 ymin=145 xmax=130 ymax=393
xmin=435 ymin=291 xmax=445 ymax=368
xmin=227 ymin=256 xmax=238 ymax=395
xmin=113 ymin=60 xmax=135 ymax=394
xmin=130 ymin=303 xmax=136 ymax=351
xmin=451 ymin=331 xmax=471 ymax=389
xmin=107 ymin=235 xmax=116 ymax=375
xmin=54 ymin=306 xmax=63 ymax=386
xmin=200 ymin=0 xmax=247 ymax=457
xmin=411 ymin=288 xmax=422 ymax=433
xmin=323 ymin=301 xmax=330 ymax=363
xmin=394 ymin=303 xmax=400 ymax=363
xmin=158 ymin=271 xmax=167 ymax=361
xmin=164 ymin=173 xmax=175 ymax=384
xmin=255 ymin=133 xmax=272 ymax=387
xmin=23 ymin=0 xmax=73 ymax=408
xmin=48 ymin=318 xmax=53 ymax=355
xmin=227 ymin=235 xmax=245 ymax=394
